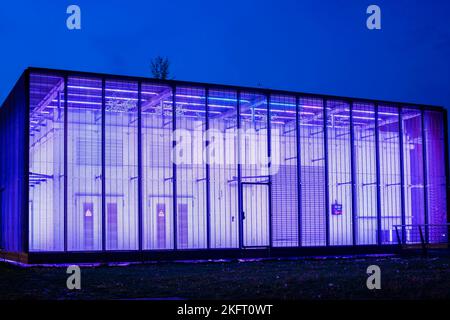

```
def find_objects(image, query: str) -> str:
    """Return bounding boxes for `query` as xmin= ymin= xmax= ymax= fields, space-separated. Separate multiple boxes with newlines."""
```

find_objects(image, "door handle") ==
xmin=242 ymin=211 xmax=246 ymax=220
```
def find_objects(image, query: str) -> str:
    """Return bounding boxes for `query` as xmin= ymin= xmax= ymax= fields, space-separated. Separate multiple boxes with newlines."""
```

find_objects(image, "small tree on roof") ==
xmin=151 ymin=56 xmax=171 ymax=80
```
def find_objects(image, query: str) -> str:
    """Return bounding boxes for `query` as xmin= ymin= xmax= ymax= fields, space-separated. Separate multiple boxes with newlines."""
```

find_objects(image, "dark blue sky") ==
xmin=1 ymin=0 xmax=450 ymax=108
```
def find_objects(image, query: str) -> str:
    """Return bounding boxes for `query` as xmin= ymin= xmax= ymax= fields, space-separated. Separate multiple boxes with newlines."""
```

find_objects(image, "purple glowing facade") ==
xmin=0 ymin=68 xmax=449 ymax=263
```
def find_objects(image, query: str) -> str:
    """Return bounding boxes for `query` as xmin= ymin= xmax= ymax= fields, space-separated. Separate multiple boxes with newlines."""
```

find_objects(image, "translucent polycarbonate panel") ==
xmin=0 ymin=74 xmax=26 ymax=253
xmin=175 ymin=86 xmax=207 ymax=249
xmin=402 ymin=108 xmax=425 ymax=243
xmin=208 ymin=89 xmax=239 ymax=248
xmin=424 ymin=111 xmax=448 ymax=243
xmin=239 ymin=92 xmax=270 ymax=247
xmin=353 ymin=103 xmax=377 ymax=245
xmin=67 ymin=76 xmax=103 ymax=251
xmin=29 ymin=73 xmax=65 ymax=251
xmin=299 ymin=97 xmax=326 ymax=246
xmin=378 ymin=105 xmax=402 ymax=244
xmin=327 ymin=100 xmax=352 ymax=246
xmin=141 ymin=83 xmax=174 ymax=250
xmin=269 ymin=94 xmax=298 ymax=247
xmin=104 ymin=79 xmax=139 ymax=250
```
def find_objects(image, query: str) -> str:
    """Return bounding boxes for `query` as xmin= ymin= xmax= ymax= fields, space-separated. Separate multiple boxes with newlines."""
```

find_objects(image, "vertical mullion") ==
xmin=137 ymin=81 xmax=143 ymax=251
xmin=172 ymin=85 xmax=177 ymax=250
xmin=421 ymin=107 xmax=429 ymax=243
xmin=349 ymin=101 xmax=357 ymax=246
xmin=442 ymin=109 xmax=450 ymax=247
xmin=24 ymin=71 xmax=30 ymax=253
xmin=323 ymin=99 xmax=330 ymax=246
xmin=63 ymin=74 xmax=68 ymax=252
xmin=295 ymin=96 xmax=302 ymax=247
xmin=267 ymin=94 xmax=273 ymax=248
xmin=101 ymin=78 xmax=106 ymax=251
xmin=205 ymin=87 xmax=211 ymax=249
xmin=375 ymin=103 xmax=382 ymax=245
xmin=237 ymin=90 xmax=243 ymax=248
xmin=398 ymin=106 xmax=407 ymax=244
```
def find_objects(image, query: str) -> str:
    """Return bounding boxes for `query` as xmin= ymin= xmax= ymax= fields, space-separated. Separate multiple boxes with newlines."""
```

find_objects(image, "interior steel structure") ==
xmin=0 ymin=68 xmax=449 ymax=264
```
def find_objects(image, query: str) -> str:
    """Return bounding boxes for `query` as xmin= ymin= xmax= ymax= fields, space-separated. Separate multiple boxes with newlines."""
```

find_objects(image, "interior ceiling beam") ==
xmin=30 ymin=79 xmax=64 ymax=118
xmin=141 ymin=88 xmax=172 ymax=112
xmin=213 ymin=97 xmax=266 ymax=120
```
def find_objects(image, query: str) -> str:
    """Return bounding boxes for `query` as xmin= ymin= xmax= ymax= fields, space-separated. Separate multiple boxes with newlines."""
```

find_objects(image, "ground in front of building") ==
xmin=1 ymin=253 xmax=449 ymax=300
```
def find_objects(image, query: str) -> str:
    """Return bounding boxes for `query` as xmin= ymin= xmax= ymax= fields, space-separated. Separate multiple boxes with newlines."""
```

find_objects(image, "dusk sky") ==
xmin=1 ymin=0 xmax=450 ymax=109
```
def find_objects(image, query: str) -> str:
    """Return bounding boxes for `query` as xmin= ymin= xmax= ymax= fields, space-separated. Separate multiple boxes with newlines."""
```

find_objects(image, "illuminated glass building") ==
xmin=0 ymin=68 xmax=448 ymax=263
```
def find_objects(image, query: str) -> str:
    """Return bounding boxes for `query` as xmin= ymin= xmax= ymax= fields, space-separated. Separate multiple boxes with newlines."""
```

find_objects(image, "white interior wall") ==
xmin=29 ymin=115 xmax=413 ymax=250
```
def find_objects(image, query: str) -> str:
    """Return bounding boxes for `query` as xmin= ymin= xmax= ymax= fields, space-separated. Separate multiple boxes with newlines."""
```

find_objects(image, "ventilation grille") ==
xmin=76 ymin=138 xmax=123 ymax=166
xmin=301 ymin=165 xmax=326 ymax=246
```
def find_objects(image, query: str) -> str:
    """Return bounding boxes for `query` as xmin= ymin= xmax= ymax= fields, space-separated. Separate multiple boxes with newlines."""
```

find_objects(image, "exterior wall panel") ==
xmin=0 ymin=68 xmax=448 ymax=262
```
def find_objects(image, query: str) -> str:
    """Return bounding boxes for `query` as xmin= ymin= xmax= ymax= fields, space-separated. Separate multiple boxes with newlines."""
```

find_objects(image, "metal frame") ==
xmin=1 ymin=67 xmax=448 ymax=263
xmin=398 ymin=105 xmax=407 ymax=244
xmin=101 ymin=78 xmax=106 ymax=251
xmin=205 ymin=87 xmax=211 ymax=249
xmin=137 ymin=81 xmax=143 ymax=251
xmin=421 ymin=107 xmax=430 ymax=243
xmin=374 ymin=103 xmax=382 ymax=245
xmin=444 ymin=109 xmax=450 ymax=246
xmin=63 ymin=74 xmax=68 ymax=252
xmin=323 ymin=99 xmax=330 ymax=246
xmin=237 ymin=90 xmax=244 ymax=249
xmin=171 ymin=84 xmax=178 ymax=250
xmin=295 ymin=95 xmax=302 ymax=247
xmin=349 ymin=101 xmax=357 ymax=245
xmin=266 ymin=94 xmax=273 ymax=248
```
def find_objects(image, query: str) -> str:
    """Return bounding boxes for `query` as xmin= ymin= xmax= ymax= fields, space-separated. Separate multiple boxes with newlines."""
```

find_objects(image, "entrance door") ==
xmin=242 ymin=183 xmax=270 ymax=247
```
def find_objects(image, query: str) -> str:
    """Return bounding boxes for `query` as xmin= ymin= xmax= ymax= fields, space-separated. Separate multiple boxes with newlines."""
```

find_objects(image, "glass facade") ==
xmin=0 ymin=68 xmax=448 ymax=258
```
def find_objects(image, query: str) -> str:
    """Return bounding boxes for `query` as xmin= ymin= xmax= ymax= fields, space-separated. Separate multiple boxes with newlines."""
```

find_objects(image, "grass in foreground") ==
xmin=0 ymin=254 xmax=449 ymax=300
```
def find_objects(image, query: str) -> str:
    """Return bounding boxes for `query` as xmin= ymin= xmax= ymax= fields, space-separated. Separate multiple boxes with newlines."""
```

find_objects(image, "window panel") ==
xmin=29 ymin=73 xmax=65 ymax=251
xmin=402 ymin=108 xmax=424 ymax=243
xmin=327 ymin=100 xmax=352 ymax=246
xmin=240 ymin=92 xmax=270 ymax=247
xmin=353 ymin=103 xmax=377 ymax=245
xmin=105 ymin=79 xmax=138 ymax=250
xmin=67 ymin=76 xmax=103 ymax=251
xmin=299 ymin=97 xmax=326 ymax=246
xmin=424 ymin=110 xmax=448 ymax=243
xmin=175 ymin=86 xmax=207 ymax=249
xmin=141 ymin=83 xmax=174 ymax=249
xmin=269 ymin=94 xmax=298 ymax=247
xmin=208 ymin=89 xmax=239 ymax=248
xmin=377 ymin=105 xmax=401 ymax=244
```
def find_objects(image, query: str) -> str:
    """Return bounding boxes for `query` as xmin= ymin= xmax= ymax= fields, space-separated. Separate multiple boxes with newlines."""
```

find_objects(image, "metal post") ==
xmin=237 ymin=91 xmax=243 ymax=249
xmin=137 ymin=81 xmax=143 ymax=251
xmin=63 ymin=74 xmax=68 ymax=252
xmin=23 ymin=71 xmax=30 ymax=254
xmin=295 ymin=96 xmax=302 ymax=247
xmin=101 ymin=78 xmax=106 ymax=251
xmin=421 ymin=108 xmax=429 ymax=243
xmin=172 ymin=85 xmax=178 ymax=250
xmin=349 ymin=101 xmax=358 ymax=246
xmin=398 ymin=106 xmax=407 ymax=244
xmin=267 ymin=93 xmax=273 ymax=248
xmin=375 ymin=103 xmax=382 ymax=245
xmin=323 ymin=99 xmax=330 ymax=246
xmin=443 ymin=109 xmax=450 ymax=247
xmin=205 ymin=87 xmax=211 ymax=249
